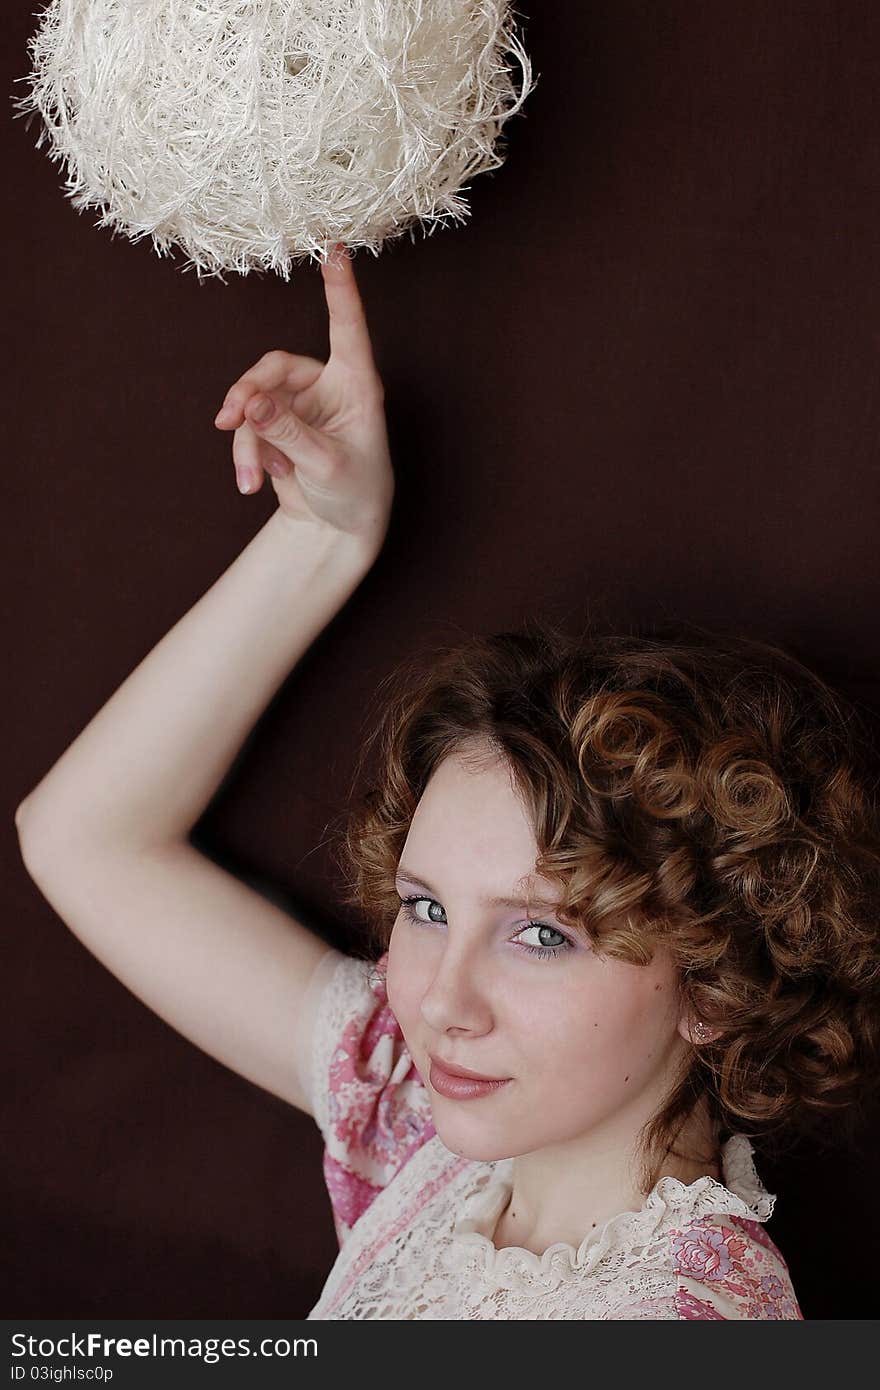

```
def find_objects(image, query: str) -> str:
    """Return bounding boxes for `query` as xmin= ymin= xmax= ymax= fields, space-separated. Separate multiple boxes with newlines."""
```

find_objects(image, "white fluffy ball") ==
xmin=15 ymin=0 xmax=535 ymax=280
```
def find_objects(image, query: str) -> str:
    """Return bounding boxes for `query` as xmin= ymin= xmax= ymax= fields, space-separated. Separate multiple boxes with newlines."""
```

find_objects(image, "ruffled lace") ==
xmin=446 ymin=1133 xmax=776 ymax=1292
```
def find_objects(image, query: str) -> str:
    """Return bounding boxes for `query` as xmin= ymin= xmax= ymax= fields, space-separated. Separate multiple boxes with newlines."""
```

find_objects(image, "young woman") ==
xmin=16 ymin=249 xmax=880 ymax=1319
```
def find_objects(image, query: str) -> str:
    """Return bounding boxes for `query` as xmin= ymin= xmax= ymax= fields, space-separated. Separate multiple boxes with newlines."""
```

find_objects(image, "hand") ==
xmin=214 ymin=246 xmax=394 ymax=553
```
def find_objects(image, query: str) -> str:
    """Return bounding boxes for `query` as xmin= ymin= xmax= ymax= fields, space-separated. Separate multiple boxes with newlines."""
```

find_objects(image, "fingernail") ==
xmin=238 ymin=468 xmax=256 ymax=494
xmin=250 ymin=397 xmax=274 ymax=424
xmin=264 ymin=456 xmax=290 ymax=479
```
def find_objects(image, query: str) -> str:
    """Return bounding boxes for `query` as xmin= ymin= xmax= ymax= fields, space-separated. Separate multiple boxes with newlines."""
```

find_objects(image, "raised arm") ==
xmin=15 ymin=247 xmax=394 ymax=1115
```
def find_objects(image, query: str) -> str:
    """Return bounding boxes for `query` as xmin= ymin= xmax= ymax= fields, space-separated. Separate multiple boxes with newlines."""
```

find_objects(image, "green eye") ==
xmin=512 ymin=923 xmax=572 ymax=959
xmin=399 ymin=895 xmax=446 ymax=923
xmin=398 ymin=897 xmax=573 ymax=960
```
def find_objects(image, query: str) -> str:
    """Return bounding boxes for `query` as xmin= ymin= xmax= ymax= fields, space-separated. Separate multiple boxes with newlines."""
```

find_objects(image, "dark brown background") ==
xmin=5 ymin=2 xmax=880 ymax=1319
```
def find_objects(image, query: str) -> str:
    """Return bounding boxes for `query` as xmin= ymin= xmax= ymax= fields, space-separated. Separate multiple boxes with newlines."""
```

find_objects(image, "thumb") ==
xmin=244 ymin=392 xmax=334 ymax=482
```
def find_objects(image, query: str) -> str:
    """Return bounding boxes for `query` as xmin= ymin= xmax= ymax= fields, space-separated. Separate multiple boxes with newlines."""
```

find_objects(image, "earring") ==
xmin=692 ymin=1021 xmax=714 ymax=1043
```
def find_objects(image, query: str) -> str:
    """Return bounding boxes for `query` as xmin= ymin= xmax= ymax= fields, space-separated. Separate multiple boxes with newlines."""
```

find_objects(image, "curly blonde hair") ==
xmin=335 ymin=617 xmax=880 ymax=1193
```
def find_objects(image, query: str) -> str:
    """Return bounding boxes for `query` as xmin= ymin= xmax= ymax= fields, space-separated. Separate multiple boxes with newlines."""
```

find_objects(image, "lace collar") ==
xmin=447 ymin=1133 xmax=776 ymax=1290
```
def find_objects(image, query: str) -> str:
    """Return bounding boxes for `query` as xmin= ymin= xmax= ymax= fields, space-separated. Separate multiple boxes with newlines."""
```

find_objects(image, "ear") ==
xmin=677 ymin=1013 xmax=722 ymax=1045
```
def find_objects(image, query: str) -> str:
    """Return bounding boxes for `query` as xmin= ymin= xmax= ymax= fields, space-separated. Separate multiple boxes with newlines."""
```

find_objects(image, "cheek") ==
xmin=385 ymin=921 xmax=424 ymax=1028
xmin=529 ymin=975 xmax=674 ymax=1084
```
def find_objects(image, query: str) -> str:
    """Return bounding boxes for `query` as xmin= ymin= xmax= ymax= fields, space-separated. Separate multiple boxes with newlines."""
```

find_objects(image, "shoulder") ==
xmin=601 ymin=1211 xmax=802 ymax=1320
xmin=310 ymin=951 xmax=437 ymax=1245
xmin=666 ymin=1213 xmax=803 ymax=1320
xmin=317 ymin=953 xmax=428 ymax=1133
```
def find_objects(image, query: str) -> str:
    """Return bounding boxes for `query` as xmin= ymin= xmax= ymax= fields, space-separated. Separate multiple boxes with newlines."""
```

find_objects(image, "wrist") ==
xmin=268 ymin=506 xmax=386 ymax=574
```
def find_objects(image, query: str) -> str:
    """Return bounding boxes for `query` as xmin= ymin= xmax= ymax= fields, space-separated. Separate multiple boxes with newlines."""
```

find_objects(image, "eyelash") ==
xmin=397 ymin=895 xmax=574 ymax=960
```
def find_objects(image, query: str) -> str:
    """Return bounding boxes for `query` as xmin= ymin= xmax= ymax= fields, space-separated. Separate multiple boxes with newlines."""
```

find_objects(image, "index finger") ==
xmin=320 ymin=246 xmax=378 ymax=375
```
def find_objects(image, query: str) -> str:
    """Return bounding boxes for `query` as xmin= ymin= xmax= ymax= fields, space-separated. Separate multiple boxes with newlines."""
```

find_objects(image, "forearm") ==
xmin=18 ymin=510 xmax=378 ymax=850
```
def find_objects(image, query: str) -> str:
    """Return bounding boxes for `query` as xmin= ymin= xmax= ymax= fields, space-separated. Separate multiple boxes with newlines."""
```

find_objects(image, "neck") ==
xmin=491 ymin=1102 xmax=721 ymax=1257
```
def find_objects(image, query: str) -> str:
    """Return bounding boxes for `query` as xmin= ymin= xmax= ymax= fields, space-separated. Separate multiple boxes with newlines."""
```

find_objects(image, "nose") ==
xmin=419 ymin=940 xmax=494 ymax=1038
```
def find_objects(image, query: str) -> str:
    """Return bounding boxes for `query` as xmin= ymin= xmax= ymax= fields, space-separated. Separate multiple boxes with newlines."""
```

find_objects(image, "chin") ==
xmin=430 ymin=1111 xmax=523 ymax=1164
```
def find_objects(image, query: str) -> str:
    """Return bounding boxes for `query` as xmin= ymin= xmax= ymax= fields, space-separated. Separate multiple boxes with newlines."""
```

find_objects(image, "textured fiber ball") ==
xmin=15 ymin=0 xmax=535 ymax=281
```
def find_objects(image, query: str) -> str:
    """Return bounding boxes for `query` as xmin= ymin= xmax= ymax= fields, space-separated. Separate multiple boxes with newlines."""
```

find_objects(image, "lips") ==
xmin=428 ymin=1053 xmax=508 ymax=1083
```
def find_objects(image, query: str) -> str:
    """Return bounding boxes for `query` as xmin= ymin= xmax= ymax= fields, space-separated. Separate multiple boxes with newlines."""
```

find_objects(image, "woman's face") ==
xmin=385 ymin=745 xmax=695 ymax=1163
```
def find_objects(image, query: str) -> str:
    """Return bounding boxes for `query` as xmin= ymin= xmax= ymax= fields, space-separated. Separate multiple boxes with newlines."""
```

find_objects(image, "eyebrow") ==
xmin=395 ymin=866 xmax=561 ymax=911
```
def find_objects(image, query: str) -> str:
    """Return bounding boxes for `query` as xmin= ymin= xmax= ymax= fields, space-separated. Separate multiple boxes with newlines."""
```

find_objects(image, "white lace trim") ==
xmin=447 ymin=1133 xmax=776 ymax=1287
xmin=308 ymin=1132 xmax=791 ymax=1317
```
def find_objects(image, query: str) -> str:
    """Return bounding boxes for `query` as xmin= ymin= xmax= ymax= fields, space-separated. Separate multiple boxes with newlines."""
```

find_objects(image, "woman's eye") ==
xmin=400 ymin=895 xmax=446 ymax=923
xmin=514 ymin=923 xmax=571 ymax=956
xmin=398 ymin=897 xmax=571 ymax=959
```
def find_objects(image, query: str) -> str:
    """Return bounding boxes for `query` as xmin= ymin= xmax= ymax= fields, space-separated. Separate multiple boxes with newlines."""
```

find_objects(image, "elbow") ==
xmin=14 ymin=796 xmax=39 ymax=854
xmin=15 ymin=796 xmax=45 ymax=880
xmin=15 ymin=795 xmax=65 ymax=883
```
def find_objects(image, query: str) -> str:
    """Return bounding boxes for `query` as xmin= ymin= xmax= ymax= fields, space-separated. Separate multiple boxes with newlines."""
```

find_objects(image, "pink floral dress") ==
xmin=295 ymin=949 xmax=803 ymax=1320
